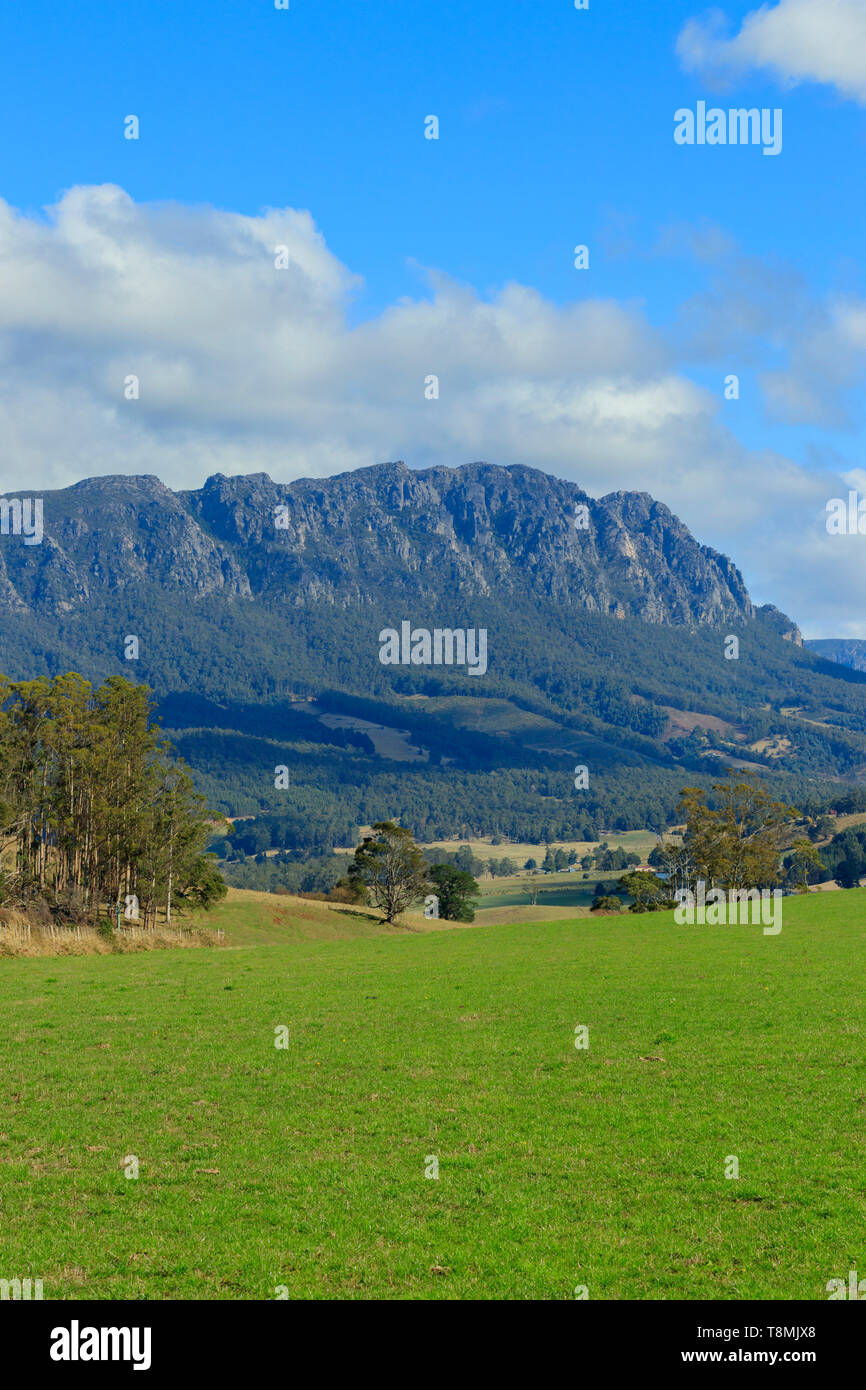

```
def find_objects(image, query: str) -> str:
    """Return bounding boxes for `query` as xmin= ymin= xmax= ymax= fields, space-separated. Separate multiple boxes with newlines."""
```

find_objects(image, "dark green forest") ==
xmin=3 ymin=581 xmax=866 ymax=853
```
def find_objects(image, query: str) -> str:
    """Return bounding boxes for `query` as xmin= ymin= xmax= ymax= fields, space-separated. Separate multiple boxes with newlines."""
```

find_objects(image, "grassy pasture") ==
xmin=0 ymin=890 xmax=863 ymax=1300
xmin=478 ymin=881 xmax=592 ymax=911
xmin=417 ymin=828 xmax=658 ymax=867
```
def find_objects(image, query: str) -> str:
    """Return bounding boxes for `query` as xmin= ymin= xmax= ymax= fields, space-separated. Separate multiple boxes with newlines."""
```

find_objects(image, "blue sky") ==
xmin=0 ymin=0 xmax=865 ymax=635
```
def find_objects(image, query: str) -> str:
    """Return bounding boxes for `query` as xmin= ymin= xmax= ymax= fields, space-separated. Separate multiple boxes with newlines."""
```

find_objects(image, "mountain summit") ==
xmin=2 ymin=460 xmax=861 ymax=842
xmin=0 ymin=461 xmax=797 ymax=638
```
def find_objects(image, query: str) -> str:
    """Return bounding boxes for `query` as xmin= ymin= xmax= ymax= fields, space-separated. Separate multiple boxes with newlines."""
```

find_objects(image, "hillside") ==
xmin=1 ymin=461 xmax=865 ymax=843
xmin=806 ymin=638 xmax=866 ymax=673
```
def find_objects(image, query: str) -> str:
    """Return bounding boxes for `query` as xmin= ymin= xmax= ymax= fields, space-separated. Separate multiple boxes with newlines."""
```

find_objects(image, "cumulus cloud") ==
xmin=0 ymin=182 xmax=720 ymax=497
xmin=761 ymin=295 xmax=866 ymax=427
xmin=677 ymin=0 xmax=866 ymax=103
xmin=0 ymin=183 xmax=860 ymax=632
xmin=670 ymin=252 xmax=866 ymax=431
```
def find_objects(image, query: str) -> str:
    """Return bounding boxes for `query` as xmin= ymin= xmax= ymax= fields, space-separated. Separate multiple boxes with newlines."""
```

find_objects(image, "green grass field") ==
xmin=474 ymin=867 xmax=630 ymax=915
xmin=1 ymin=889 xmax=864 ymax=1300
xmin=417 ymin=828 xmax=658 ymax=867
xmin=478 ymin=883 xmax=590 ymax=910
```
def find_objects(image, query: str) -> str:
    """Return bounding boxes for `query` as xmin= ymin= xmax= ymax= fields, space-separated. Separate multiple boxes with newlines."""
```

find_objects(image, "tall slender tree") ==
xmin=0 ymin=673 xmax=225 ymax=925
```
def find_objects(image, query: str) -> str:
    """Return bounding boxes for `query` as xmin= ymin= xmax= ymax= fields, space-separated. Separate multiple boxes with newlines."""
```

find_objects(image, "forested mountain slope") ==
xmin=0 ymin=461 xmax=862 ymax=842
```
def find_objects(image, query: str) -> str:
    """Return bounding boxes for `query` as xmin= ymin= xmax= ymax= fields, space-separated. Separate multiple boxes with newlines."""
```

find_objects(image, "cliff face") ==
xmin=806 ymin=639 xmax=866 ymax=670
xmin=0 ymin=461 xmax=786 ymax=631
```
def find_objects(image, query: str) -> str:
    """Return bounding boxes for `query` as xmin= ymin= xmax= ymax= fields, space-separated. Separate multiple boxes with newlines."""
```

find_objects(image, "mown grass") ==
xmin=0 ymin=890 xmax=863 ymax=1300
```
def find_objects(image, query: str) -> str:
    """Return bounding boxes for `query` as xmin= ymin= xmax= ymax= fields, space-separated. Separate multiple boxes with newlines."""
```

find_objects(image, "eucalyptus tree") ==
xmin=0 ymin=673 xmax=225 ymax=924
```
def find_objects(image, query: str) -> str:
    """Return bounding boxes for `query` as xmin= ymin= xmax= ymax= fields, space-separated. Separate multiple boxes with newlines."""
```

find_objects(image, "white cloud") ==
xmin=760 ymin=294 xmax=866 ymax=427
xmin=0 ymin=183 xmax=705 ymax=492
xmin=677 ymin=0 xmax=866 ymax=104
xmin=669 ymin=252 xmax=866 ymax=430
xmin=0 ymin=184 xmax=862 ymax=632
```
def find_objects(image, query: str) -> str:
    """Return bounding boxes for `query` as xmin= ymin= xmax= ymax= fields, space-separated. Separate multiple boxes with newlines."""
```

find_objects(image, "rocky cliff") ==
xmin=0 ymin=460 xmax=796 ymax=634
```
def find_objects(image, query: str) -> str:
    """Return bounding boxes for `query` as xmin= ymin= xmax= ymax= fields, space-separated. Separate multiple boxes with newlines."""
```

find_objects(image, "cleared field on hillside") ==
xmin=1 ymin=891 xmax=863 ymax=1300
xmin=418 ymin=829 xmax=658 ymax=866
xmin=826 ymin=811 xmax=866 ymax=836
xmin=402 ymin=695 xmax=559 ymax=734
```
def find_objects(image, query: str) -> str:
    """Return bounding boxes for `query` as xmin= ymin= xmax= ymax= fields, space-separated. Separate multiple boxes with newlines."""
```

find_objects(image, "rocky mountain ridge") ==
xmin=0 ymin=461 xmax=800 ymax=638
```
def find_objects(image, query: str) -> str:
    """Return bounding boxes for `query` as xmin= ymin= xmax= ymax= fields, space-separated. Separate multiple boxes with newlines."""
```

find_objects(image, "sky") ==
xmin=0 ymin=0 xmax=865 ymax=636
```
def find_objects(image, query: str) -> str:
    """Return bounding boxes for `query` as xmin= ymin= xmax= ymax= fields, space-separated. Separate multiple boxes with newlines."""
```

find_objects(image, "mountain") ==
xmin=0 ymin=460 xmax=862 ymax=845
xmin=806 ymin=639 xmax=866 ymax=673
xmin=2 ymin=460 xmax=790 ymax=629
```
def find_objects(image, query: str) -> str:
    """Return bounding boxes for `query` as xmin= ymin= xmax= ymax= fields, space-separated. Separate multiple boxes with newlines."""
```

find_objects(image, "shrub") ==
xmin=591 ymin=894 xmax=622 ymax=913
